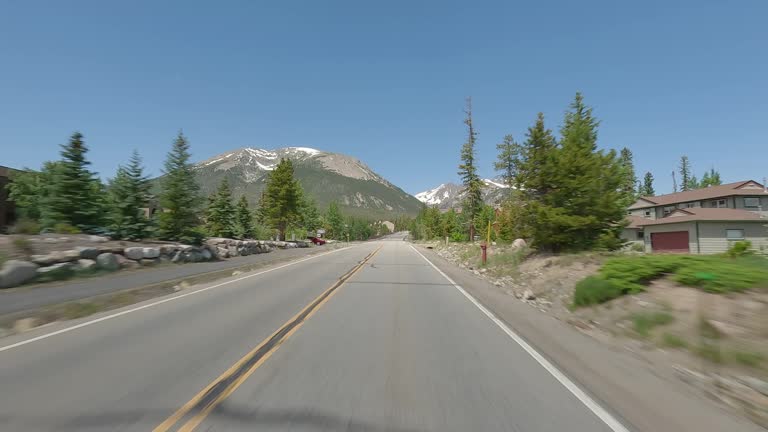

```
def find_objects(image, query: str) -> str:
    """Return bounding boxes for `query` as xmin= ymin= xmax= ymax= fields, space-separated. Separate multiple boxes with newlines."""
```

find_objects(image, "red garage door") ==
xmin=651 ymin=231 xmax=689 ymax=253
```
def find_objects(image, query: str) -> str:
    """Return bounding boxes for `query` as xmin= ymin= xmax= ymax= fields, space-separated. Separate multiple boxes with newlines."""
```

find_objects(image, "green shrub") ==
xmin=726 ymin=240 xmax=753 ymax=258
xmin=630 ymin=242 xmax=645 ymax=252
xmin=574 ymin=254 xmax=768 ymax=306
xmin=632 ymin=312 xmax=674 ymax=338
xmin=53 ymin=223 xmax=81 ymax=234
xmin=661 ymin=333 xmax=688 ymax=348
xmin=731 ymin=350 xmax=765 ymax=368
xmin=573 ymin=276 xmax=627 ymax=307
xmin=10 ymin=219 xmax=41 ymax=235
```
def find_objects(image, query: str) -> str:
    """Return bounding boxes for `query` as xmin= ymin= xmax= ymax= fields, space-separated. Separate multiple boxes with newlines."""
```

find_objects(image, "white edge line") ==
xmin=0 ymin=246 xmax=355 ymax=353
xmin=409 ymin=244 xmax=631 ymax=432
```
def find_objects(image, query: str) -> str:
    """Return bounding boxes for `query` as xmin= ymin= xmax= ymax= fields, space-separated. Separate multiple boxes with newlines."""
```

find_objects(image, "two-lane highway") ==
xmin=0 ymin=239 xmax=623 ymax=431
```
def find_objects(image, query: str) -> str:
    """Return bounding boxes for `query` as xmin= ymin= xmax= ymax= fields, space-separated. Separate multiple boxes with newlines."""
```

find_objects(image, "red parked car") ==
xmin=308 ymin=236 xmax=326 ymax=245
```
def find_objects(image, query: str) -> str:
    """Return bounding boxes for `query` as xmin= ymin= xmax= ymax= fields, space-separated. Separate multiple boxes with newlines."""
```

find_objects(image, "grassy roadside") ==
xmin=573 ymin=255 xmax=768 ymax=307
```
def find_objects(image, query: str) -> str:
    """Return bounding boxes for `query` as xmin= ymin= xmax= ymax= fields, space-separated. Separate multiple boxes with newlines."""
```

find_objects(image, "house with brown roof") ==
xmin=622 ymin=180 xmax=768 ymax=254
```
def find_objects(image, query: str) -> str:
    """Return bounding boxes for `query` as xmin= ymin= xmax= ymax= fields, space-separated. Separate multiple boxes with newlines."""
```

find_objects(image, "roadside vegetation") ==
xmin=573 ymin=249 xmax=768 ymax=308
xmin=6 ymin=132 xmax=391 ymax=246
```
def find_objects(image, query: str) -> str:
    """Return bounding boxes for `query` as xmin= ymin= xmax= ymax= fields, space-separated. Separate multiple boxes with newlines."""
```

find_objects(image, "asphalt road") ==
xmin=0 ymin=244 xmax=332 ymax=316
xmin=0 ymin=238 xmax=622 ymax=431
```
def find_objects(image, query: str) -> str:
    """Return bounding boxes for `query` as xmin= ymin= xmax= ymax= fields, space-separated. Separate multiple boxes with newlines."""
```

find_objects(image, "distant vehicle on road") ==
xmin=308 ymin=236 xmax=326 ymax=245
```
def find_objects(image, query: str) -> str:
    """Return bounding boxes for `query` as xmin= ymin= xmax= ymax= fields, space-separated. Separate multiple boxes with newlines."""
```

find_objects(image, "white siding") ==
xmin=643 ymin=222 xmax=697 ymax=253
xmin=698 ymin=222 xmax=768 ymax=254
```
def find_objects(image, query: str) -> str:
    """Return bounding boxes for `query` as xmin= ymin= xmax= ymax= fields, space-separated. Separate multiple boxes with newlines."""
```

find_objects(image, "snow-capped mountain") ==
xmin=414 ymin=179 xmax=510 ymax=209
xmin=189 ymin=147 xmax=423 ymax=218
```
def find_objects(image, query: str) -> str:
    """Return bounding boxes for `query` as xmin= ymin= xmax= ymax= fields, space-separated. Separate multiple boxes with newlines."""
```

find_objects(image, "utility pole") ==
xmin=672 ymin=171 xmax=678 ymax=193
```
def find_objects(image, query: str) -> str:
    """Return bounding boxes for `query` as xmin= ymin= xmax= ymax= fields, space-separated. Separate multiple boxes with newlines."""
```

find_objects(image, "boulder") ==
xmin=124 ymin=247 xmax=144 ymax=260
xmin=76 ymin=259 xmax=98 ymax=272
xmin=96 ymin=253 xmax=120 ymax=271
xmin=36 ymin=262 xmax=75 ymax=278
xmin=522 ymin=289 xmax=536 ymax=300
xmin=30 ymin=254 xmax=58 ymax=266
xmin=228 ymin=246 xmax=239 ymax=257
xmin=512 ymin=238 xmax=527 ymax=249
xmin=142 ymin=247 xmax=161 ymax=259
xmin=159 ymin=245 xmax=178 ymax=256
xmin=0 ymin=260 xmax=39 ymax=288
xmin=171 ymin=251 xmax=185 ymax=263
xmin=201 ymin=249 xmax=213 ymax=261
xmin=88 ymin=235 xmax=110 ymax=243
xmin=217 ymin=247 xmax=230 ymax=259
xmin=76 ymin=246 xmax=100 ymax=260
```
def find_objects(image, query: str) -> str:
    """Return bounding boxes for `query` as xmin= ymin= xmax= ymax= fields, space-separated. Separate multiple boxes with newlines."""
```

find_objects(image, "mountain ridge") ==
xmin=187 ymin=146 xmax=422 ymax=219
xmin=414 ymin=179 xmax=510 ymax=209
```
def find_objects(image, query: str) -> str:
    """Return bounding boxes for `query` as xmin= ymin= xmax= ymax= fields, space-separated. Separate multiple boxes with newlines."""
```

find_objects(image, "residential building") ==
xmin=623 ymin=180 xmax=768 ymax=254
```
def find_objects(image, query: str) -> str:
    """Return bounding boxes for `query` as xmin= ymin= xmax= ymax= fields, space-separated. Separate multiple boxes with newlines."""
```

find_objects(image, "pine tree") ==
xmin=108 ymin=150 xmax=152 ymax=240
xmin=234 ymin=196 xmax=255 ymax=239
xmin=458 ymin=97 xmax=484 ymax=239
xmin=618 ymin=147 xmax=637 ymax=204
xmin=640 ymin=171 xmax=655 ymax=196
xmin=516 ymin=113 xmax=559 ymax=200
xmin=699 ymin=168 xmax=722 ymax=187
xmin=679 ymin=156 xmax=693 ymax=191
xmin=325 ymin=201 xmax=345 ymax=240
xmin=158 ymin=132 xmax=201 ymax=241
xmin=298 ymin=191 xmax=322 ymax=235
xmin=205 ymin=179 xmax=236 ymax=238
xmin=261 ymin=158 xmax=301 ymax=240
xmin=534 ymin=93 xmax=625 ymax=251
xmin=46 ymin=132 xmax=103 ymax=229
xmin=494 ymin=134 xmax=521 ymax=191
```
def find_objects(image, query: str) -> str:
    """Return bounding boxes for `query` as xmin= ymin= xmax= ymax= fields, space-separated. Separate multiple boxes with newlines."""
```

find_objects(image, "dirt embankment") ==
xmin=432 ymin=242 xmax=768 ymax=427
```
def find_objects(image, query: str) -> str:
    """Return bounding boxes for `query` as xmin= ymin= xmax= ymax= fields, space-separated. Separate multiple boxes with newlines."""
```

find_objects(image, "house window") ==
xmin=644 ymin=210 xmax=651 ymax=218
xmin=710 ymin=199 xmax=727 ymax=208
xmin=726 ymin=229 xmax=745 ymax=240
xmin=663 ymin=206 xmax=675 ymax=216
xmin=681 ymin=202 xmax=700 ymax=208
xmin=637 ymin=231 xmax=645 ymax=240
xmin=744 ymin=197 xmax=760 ymax=209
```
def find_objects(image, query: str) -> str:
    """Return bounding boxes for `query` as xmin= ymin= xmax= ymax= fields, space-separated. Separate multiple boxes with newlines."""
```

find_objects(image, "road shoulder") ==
xmin=416 ymin=245 xmax=764 ymax=432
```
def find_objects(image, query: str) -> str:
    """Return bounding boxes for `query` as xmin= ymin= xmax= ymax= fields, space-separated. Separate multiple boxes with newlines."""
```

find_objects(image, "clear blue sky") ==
xmin=2 ymin=0 xmax=766 ymax=195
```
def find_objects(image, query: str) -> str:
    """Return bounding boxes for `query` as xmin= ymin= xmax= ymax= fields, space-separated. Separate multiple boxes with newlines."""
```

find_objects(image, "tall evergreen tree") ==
xmin=640 ymin=171 xmax=655 ymax=196
xmin=107 ymin=150 xmax=152 ymax=240
xmin=618 ymin=147 xmax=637 ymax=204
xmin=458 ymin=97 xmax=484 ymax=239
xmin=679 ymin=156 xmax=694 ymax=191
xmin=234 ymin=195 xmax=255 ymax=239
xmin=205 ymin=179 xmax=236 ymax=238
xmin=261 ymin=158 xmax=301 ymax=240
xmin=46 ymin=132 xmax=103 ymax=229
xmin=516 ymin=113 xmax=559 ymax=199
xmin=158 ymin=132 xmax=201 ymax=241
xmin=494 ymin=134 xmax=521 ymax=191
xmin=533 ymin=93 xmax=625 ymax=251
xmin=297 ymin=189 xmax=322 ymax=235
xmin=325 ymin=201 xmax=345 ymax=240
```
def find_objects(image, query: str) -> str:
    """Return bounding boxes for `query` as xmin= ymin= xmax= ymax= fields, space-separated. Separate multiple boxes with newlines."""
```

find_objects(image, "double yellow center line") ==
xmin=153 ymin=245 xmax=382 ymax=432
